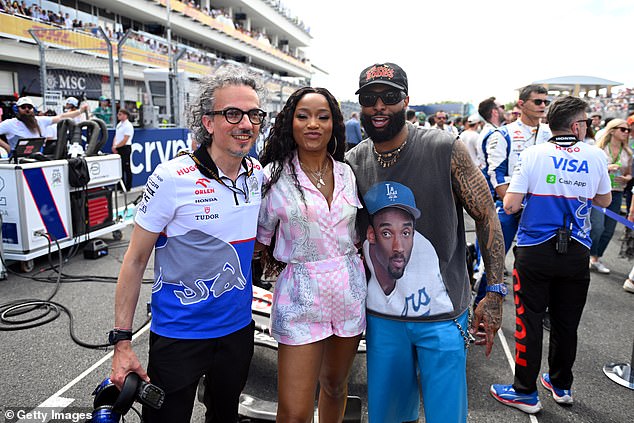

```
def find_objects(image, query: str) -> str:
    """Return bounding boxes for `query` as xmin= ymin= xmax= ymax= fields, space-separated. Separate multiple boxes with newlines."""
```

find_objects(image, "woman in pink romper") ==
xmin=256 ymin=87 xmax=366 ymax=422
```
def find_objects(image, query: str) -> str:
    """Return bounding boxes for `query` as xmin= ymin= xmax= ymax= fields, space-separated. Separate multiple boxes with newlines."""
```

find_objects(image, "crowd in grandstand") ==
xmin=0 ymin=0 xmax=308 ymax=65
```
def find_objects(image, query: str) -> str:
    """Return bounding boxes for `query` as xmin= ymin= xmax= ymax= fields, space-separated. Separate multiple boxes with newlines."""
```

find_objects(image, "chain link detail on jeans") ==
xmin=454 ymin=309 xmax=475 ymax=350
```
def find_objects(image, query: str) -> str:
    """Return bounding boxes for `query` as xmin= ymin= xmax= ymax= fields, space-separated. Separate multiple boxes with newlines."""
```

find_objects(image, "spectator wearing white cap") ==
xmin=461 ymin=114 xmax=484 ymax=168
xmin=0 ymin=96 xmax=87 ymax=155
xmin=64 ymin=97 xmax=85 ymax=123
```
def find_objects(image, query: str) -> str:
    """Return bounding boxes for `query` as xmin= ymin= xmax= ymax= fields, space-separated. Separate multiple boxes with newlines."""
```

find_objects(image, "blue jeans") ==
xmin=590 ymin=191 xmax=623 ymax=258
xmin=366 ymin=311 xmax=468 ymax=423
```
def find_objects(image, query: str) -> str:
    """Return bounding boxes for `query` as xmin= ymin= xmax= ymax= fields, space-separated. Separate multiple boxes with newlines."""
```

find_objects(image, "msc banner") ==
xmin=105 ymin=128 xmax=192 ymax=188
xmin=19 ymin=67 xmax=102 ymax=98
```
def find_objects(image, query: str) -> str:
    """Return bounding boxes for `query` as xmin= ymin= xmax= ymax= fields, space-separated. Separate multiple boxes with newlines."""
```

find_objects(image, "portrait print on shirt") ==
xmin=361 ymin=181 xmax=454 ymax=318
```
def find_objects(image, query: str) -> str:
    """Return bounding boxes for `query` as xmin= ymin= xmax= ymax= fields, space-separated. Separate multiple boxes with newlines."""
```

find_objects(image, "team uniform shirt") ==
xmin=477 ymin=122 xmax=497 ymax=170
xmin=364 ymin=231 xmax=453 ymax=318
xmin=0 ymin=116 xmax=53 ymax=150
xmin=135 ymin=152 xmax=263 ymax=339
xmin=257 ymin=153 xmax=366 ymax=344
xmin=508 ymin=140 xmax=611 ymax=248
xmin=486 ymin=120 xmax=552 ymax=190
xmin=114 ymin=119 xmax=134 ymax=146
xmin=93 ymin=106 xmax=112 ymax=124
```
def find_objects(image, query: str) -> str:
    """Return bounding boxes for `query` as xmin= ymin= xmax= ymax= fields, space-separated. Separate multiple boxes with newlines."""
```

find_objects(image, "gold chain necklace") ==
xmin=300 ymin=158 xmax=330 ymax=189
xmin=372 ymin=138 xmax=408 ymax=168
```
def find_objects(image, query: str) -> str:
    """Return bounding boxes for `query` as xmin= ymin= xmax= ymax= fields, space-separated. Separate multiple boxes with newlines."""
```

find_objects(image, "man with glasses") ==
xmin=110 ymin=68 xmax=266 ymax=422
xmin=484 ymin=85 xmax=552 ymax=263
xmin=346 ymin=62 xmax=505 ymax=423
xmin=0 ymin=96 xmax=87 ymax=157
xmin=490 ymin=96 xmax=611 ymax=414
xmin=432 ymin=109 xmax=459 ymax=137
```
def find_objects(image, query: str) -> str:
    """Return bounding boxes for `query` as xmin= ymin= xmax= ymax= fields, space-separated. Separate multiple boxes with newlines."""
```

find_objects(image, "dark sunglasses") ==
xmin=575 ymin=119 xmax=592 ymax=127
xmin=359 ymin=90 xmax=406 ymax=107
xmin=529 ymin=99 xmax=551 ymax=106
xmin=615 ymin=127 xmax=631 ymax=133
xmin=18 ymin=104 xmax=33 ymax=110
xmin=207 ymin=107 xmax=266 ymax=125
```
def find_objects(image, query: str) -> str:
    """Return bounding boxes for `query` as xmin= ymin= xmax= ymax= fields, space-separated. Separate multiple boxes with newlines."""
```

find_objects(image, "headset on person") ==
xmin=12 ymin=103 xmax=38 ymax=115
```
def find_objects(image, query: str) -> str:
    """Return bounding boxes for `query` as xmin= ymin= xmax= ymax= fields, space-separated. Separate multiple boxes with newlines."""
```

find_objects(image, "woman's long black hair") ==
xmin=259 ymin=86 xmax=346 ymax=200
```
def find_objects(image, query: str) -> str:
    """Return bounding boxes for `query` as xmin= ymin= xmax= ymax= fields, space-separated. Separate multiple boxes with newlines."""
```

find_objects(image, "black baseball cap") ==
xmin=356 ymin=63 xmax=408 ymax=95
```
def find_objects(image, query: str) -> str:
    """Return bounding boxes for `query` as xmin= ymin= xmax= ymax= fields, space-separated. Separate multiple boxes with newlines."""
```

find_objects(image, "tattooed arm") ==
xmin=451 ymin=138 xmax=505 ymax=357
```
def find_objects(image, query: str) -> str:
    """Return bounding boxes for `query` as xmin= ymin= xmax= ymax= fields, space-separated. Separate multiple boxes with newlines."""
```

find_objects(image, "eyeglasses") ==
xmin=358 ymin=90 xmax=406 ymax=107
xmin=207 ymin=107 xmax=266 ymax=125
xmin=18 ymin=104 xmax=33 ymax=110
xmin=575 ymin=119 xmax=592 ymax=127
xmin=615 ymin=127 xmax=631 ymax=133
xmin=436 ymin=116 xmax=447 ymax=120
xmin=529 ymin=99 xmax=551 ymax=106
xmin=511 ymin=112 xmax=521 ymax=117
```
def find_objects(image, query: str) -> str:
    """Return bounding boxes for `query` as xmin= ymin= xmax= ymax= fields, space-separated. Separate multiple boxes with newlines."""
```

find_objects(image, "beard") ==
xmin=387 ymin=252 xmax=409 ymax=280
xmin=361 ymin=108 xmax=406 ymax=144
xmin=17 ymin=113 xmax=41 ymax=135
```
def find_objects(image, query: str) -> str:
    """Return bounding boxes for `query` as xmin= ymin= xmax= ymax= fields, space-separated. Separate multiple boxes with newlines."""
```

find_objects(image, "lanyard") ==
xmin=609 ymin=143 xmax=623 ymax=164
xmin=188 ymin=149 xmax=254 ymax=204
xmin=547 ymin=135 xmax=578 ymax=147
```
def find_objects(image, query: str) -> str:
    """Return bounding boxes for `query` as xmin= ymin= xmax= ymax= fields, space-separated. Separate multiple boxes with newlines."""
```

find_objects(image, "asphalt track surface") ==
xmin=1 ymin=200 xmax=632 ymax=422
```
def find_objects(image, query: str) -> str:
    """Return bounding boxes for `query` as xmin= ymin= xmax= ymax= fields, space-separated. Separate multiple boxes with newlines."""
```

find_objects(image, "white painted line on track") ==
xmin=498 ymin=328 xmax=539 ymax=423
xmin=498 ymin=328 xmax=516 ymax=373
xmin=28 ymin=322 xmax=151 ymax=422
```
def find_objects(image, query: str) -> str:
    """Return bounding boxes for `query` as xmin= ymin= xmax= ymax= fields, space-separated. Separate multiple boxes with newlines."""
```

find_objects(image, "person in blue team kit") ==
xmin=490 ymin=96 xmax=612 ymax=414
xmin=110 ymin=68 xmax=266 ymax=422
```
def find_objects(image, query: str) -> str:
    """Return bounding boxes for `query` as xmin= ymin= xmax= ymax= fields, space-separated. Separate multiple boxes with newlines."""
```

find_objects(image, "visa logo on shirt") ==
xmin=550 ymin=156 xmax=589 ymax=173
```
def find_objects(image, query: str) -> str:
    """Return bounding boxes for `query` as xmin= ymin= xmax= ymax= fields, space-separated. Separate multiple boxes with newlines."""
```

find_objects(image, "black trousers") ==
xmin=116 ymin=144 xmax=132 ymax=190
xmin=143 ymin=321 xmax=255 ymax=422
xmin=512 ymin=240 xmax=590 ymax=393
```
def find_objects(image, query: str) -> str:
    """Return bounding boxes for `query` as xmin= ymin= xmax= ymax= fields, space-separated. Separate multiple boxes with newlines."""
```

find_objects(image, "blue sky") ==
xmin=285 ymin=0 xmax=633 ymax=105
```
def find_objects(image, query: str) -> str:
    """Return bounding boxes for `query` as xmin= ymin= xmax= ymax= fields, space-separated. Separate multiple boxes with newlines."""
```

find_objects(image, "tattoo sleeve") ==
xmin=451 ymin=139 xmax=505 ymax=286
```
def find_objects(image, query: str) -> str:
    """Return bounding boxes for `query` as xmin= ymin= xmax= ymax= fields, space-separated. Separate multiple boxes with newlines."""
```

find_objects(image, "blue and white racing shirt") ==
xmin=508 ymin=141 xmax=611 ymax=248
xmin=135 ymin=153 xmax=263 ymax=339
xmin=486 ymin=120 xmax=552 ymax=190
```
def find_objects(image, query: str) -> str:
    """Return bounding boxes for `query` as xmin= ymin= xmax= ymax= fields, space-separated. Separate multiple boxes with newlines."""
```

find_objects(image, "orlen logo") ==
xmin=196 ymin=178 xmax=211 ymax=188
xmin=195 ymin=178 xmax=215 ymax=195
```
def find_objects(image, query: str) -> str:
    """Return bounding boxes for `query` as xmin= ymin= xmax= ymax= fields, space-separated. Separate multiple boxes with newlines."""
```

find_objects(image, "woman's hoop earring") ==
xmin=329 ymin=137 xmax=338 ymax=155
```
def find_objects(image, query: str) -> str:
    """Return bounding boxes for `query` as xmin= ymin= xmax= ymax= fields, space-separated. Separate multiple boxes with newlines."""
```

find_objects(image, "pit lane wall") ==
xmin=105 ymin=128 xmax=192 ymax=189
